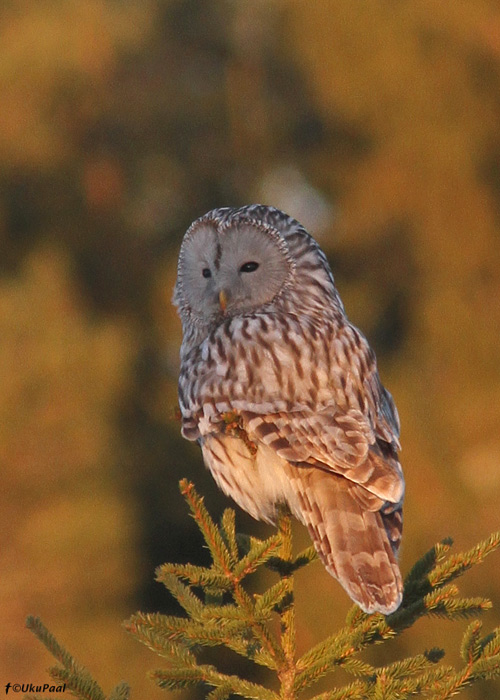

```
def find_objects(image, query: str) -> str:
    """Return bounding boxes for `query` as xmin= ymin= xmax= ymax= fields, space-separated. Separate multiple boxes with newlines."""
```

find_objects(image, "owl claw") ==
xmin=221 ymin=411 xmax=258 ymax=455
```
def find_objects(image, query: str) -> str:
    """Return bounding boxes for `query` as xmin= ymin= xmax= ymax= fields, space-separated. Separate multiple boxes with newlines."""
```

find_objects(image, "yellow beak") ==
xmin=219 ymin=289 xmax=228 ymax=313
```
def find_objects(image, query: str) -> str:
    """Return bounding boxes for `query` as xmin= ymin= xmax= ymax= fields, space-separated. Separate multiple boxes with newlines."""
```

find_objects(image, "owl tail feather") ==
xmin=291 ymin=468 xmax=403 ymax=615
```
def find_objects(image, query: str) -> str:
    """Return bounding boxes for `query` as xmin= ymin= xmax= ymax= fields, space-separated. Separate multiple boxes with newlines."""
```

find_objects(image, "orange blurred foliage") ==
xmin=1 ymin=1 xmax=500 ymax=698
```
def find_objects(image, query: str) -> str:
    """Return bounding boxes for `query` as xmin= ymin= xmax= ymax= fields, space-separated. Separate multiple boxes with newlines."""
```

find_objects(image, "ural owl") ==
xmin=173 ymin=205 xmax=404 ymax=614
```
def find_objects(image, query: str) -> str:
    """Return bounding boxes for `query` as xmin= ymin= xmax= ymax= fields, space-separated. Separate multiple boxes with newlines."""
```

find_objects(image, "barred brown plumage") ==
xmin=173 ymin=204 xmax=404 ymax=614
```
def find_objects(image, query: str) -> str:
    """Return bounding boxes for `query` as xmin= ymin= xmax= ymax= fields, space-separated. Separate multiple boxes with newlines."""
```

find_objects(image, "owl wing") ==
xmin=242 ymin=389 xmax=403 ymax=507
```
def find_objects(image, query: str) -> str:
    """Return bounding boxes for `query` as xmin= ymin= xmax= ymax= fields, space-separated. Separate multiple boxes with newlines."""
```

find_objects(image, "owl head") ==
xmin=173 ymin=205 xmax=342 ymax=340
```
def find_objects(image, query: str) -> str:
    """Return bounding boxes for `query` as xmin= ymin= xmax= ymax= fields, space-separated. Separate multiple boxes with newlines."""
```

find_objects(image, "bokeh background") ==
xmin=2 ymin=1 xmax=500 ymax=698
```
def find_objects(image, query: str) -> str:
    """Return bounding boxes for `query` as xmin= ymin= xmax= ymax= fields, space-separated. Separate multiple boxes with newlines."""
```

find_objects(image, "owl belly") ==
xmin=201 ymin=433 xmax=300 ymax=524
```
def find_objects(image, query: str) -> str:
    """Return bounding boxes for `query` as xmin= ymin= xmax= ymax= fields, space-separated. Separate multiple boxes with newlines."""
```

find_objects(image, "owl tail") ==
xmin=291 ymin=468 xmax=403 ymax=615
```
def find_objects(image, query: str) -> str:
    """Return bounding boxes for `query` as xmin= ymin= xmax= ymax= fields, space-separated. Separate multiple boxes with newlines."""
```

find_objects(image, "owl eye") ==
xmin=240 ymin=261 xmax=260 ymax=273
xmin=202 ymin=268 xmax=212 ymax=278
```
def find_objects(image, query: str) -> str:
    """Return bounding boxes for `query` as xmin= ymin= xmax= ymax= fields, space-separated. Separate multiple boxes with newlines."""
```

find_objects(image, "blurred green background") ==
xmin=2 ymin=1 xmax=500 ymax=698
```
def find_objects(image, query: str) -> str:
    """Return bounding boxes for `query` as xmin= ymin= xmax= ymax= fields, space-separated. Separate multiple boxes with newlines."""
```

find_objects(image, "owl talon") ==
xmin=221 ymin=411 xmax=258 ymax=455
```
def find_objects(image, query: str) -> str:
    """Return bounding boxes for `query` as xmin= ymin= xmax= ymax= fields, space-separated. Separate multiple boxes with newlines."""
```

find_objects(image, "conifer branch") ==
xmin=150 ymin=666 xmax=279 ymax=700
xmin=428 ymin=532 xmax=500 ymax=589
xmin=25 ymin=616 xmax=107 ymax=700
xmin=221 ymin=507 xmax=239 ymax=564
xmin=180 ymin=478 xmax=235 ymax=574
xmin=25 ymin=485 xmax=500 ymax=700
xmin=108 ymin=682 xmax=131 ymax=700
xmin=26 ymin=615 xmax=91 ymax=679
xmin=157 ymin=562 xmax=233 ymax=590
xmin=308 ymin=685 xmax=368 ymax=700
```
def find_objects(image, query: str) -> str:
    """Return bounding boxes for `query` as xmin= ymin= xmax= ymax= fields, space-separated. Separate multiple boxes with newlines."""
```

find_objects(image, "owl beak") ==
xmin=218 ymin=289 xmax=228 ymax=313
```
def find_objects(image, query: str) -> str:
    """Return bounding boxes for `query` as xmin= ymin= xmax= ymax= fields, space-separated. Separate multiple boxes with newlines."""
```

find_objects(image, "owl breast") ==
xmin=201 ymin=432 xmax=301 ymax=524
xmin=179 ymin=312 xmax=346 ymax=424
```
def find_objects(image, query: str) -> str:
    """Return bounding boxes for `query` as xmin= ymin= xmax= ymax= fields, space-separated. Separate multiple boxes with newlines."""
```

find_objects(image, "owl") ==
xmin=173 ymin=205 xmax=404 ymax=614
